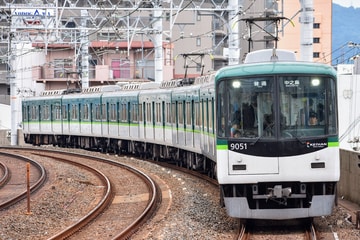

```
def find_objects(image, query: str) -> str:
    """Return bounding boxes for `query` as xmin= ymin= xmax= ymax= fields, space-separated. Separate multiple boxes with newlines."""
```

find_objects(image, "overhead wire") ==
xmin=168 ymin=1 xmax=252 ymax=51
xmin=331 ymin=45 xmax=360 ymax=65
xmin=7 ymin=1 xmax=351 ymax=68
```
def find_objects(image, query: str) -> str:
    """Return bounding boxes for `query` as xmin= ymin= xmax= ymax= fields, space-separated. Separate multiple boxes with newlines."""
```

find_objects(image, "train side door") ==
xmin=139 ymin=102 xmax=145 ymax=140
xmin=164 ymin=100 xmax=173 ymax=144
xmin=208 ymin=93 xmax=215 ymax=156
xmin=201 ymin=98 xmax=208 ymax=152
xmin=38 ymin=104 xmax=42 ymax=132
xmin=162 ymin=101 xmax=166 ymax=141
xmin=154 ymin=101 xmax=165 ymax=142
xmin=27 ymin=101 xmax=38 ymax=133
xmin=90 ymin=102 xmax=94 ymax=134
xmin=61 ymin=102 xmax=69 ymax=135
xmin=193 ymin=99 xmax=201 ymax=148
xmin=52 ymin=100 xmax=62 ymax=133
xmin=181 ymin=100 xmax=186 ymax=146
xmin=129 ymin=99 xmax=139 ymax=139
xmin=22 ymin=102 xmax=29 ymax=133
xmin=145 ymin=101 xmax=155 ymax=140
xmin=120 ymin=99 xmax=131 ymax=137
xmin=72 ymin=103 xmax=81 ymax=134
xmin=185 ymin=98 xmax=194 ymax=148
xmin=41 ymin=101 xmax=51 ymax=133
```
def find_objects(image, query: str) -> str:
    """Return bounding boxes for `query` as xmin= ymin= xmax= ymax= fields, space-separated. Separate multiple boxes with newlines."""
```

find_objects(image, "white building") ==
xmin=337 ymin=62 xmax=360 ymax=151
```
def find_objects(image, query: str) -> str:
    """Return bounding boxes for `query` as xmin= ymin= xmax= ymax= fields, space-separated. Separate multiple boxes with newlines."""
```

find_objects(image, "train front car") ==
xmin=215 ymin=50 xmax=339 ymax=220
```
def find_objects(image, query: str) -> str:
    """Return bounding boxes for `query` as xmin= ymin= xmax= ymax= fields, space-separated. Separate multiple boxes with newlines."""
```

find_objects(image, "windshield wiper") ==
xmin=294 ymin=135 xmax=307 ymax=144
xmin=250 ymin=136 xmax=262 ymax=145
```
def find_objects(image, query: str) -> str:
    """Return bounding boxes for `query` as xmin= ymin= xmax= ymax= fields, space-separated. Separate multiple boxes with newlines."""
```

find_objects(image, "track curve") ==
xmin=0 ymin=152 xmax=46 ymax=210
xmin=0 ymin=147 xmax=161 ymax=239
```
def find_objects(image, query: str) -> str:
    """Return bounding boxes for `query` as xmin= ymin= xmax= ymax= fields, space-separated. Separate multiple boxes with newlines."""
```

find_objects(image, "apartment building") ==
xmin=277 ymin=1 xmax=332 ymax=63
xmin=0 ymin=0 xmax=332 ymax=100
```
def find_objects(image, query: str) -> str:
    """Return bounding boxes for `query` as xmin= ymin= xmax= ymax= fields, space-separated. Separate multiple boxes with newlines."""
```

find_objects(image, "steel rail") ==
xmin=0 ymin=152 xmax=46 ymax=210
xmin=6 ymin=147 xmax=160 ymax=240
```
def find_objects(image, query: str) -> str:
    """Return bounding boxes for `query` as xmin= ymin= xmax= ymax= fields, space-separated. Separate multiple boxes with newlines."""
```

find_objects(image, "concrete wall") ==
xmin=339 ymin=149 xmax=360 ymax=205
xmin=0 ymin=129 xmax=11 ymax=145
xmin=0 ymin=129 xmax=25 ymax=146
xmin=0 ymin=103 xmax=10 ymax=129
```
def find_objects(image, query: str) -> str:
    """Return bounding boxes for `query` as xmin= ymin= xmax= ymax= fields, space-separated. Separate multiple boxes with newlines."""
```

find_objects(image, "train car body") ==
xmin=198 ymin=77 xmax=217 ymax=161
xmin=21 ymin=49 xmax=339 ymax=220
xmin=22 ymin=90 xmax=64 ymax=145
xmin=216 ymin=49 xmax=339 ymax=219
xmin=101 ymin=89 xmax=139 ymax=141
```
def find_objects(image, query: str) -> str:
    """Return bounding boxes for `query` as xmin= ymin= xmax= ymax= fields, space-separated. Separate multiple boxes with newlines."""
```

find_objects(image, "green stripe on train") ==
xmin=328 ymin=136 xmax=339 ymax=147
xmin=216 ymin=139 xmax=228 ymax=150
xmin=216 ymin=144 xmax=228 ymax=150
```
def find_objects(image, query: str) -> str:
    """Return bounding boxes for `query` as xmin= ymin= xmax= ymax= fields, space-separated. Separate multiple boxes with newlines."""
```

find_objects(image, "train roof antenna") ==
xmin=270 ymin=48 xmax=279 ymax=62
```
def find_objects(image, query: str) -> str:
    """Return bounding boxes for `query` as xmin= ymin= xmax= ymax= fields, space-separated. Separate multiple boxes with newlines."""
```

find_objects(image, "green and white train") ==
xmin=22 ymin=49 xmax=339 ymax=220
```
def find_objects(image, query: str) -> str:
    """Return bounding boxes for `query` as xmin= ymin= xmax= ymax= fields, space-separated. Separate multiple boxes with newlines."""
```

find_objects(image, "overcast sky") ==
xmin=333 ymin=0 xmax=360 ymax=8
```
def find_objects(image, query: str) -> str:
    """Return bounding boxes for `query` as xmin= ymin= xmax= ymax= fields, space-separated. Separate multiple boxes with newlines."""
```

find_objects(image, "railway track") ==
xmin=237 ymin=219 xmax=318 ymax=240
xmin=2 ymin=146 xmax=356 ymax=239
xmin=0 ymin=147 xmax=161 ymax=239
xmin=144 ymin=159 xmax=321 ymax=240
xmin=0 ymin=161 xmax=9 ymax=186
xmin=0 ymin=152 xmax=46 ymax=211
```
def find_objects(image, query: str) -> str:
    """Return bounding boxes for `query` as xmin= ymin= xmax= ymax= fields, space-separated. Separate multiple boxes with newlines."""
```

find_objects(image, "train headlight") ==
xmin=232 ymin=80 xmax=241 ymax=88
xmin=311 ymin=78 xmax=320 ymax=86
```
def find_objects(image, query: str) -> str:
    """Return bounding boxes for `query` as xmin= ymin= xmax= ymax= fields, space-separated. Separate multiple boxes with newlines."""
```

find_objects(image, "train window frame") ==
xmin=132 ymin=102 xmax=138 ymax=123
xmin=278 ymin=75 xmax=337 ymax=138
xmin=127 ymin=102 xmax=131 ymax=124
xmin=42 ymin=104 xmax=50 ymax=120
xmin=82 ymin=103 xmax=89 ymax=121
xmin=194 ymin=101 xmax=200 ymax=127
xmin=162 ymin=101 xmax=166 ymax=127
xmin=31 ymin=105 xmax=38 ymax=120
xmin=101 ymin=103 xmax=107 ymax=121
xmin=146 ymin=102 xmax=152 ymax=124
xmin=109 ymin=103 xmax=117 ymax=121
xmin=210 ymin=97 xmax=215 ymax=134
xmin=166 ymin=102 xmax=171 ymax=125
xmin=205 ymin=99 xmax=210 ymax=133
xmin=138 ymin=103 xmax=143 ymax=122
xmin=152 ymin=102 xmax=155 ymax=126
xmin=71 ymin=104 xmax=78 ymax=120
xmin=171 ymin=102 xmax=176 ymax=125
xmin=327 ymin=77 xmax=338 ymax=135
xmin=62 ymin=105 xmax=68 ymax=120
xmin=120 ymin=103 xmax=127 ymax=122
xmin=53 ymin=104 xmax=61 ymax=121
xmin=201 ymin=99 xmax=205 ymax=132
xmin=178 ymin=101 xmax=184 ymax=127
xmin=186 ymin=101 xmax=191 ymax=126
xmin=22 ymin=105 xmax=28 ymax=121
xmin=94 ymin=104 xmax=101 ymax=121
xmin=39 ymin=105 xmax=44 ymax=120
xmin=216 ymin=76 xmax=276 ymax=138
xmin=218 ymin=74 xmax=338 ymax=139
xmin=156 ymin=102 xmax=162 ymax=124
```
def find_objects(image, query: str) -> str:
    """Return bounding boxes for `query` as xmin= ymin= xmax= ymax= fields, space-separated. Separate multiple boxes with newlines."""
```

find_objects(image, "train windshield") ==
xmin=217 ymin=75 xmax=337 ymax=139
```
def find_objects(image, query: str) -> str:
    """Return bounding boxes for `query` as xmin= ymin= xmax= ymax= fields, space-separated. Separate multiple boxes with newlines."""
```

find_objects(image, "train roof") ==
xmin=22 ymin=93 xmax=63 ymax=101
xmin=215 ymin=61 xmax=337 ymax=81
xmin=244 ymin=49 xmax=296 ymax=63
xmin=215 ymin=49 xmax=336 ymax=81
xmin=82 ymin=85 xmax=121 ymax=93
